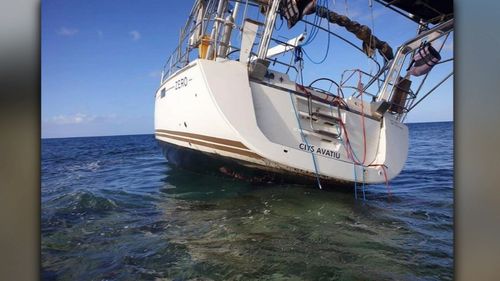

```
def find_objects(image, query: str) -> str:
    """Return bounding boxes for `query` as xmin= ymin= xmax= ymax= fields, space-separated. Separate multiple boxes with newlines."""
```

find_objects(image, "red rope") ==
xmin=339 ymin=70 xmax=368 ymax=166
xmin=368 ymin=164 xmax=392 ymax=200
xmin=380 ymin=165 xmax=391 ymax=199
xmin=338 ymin=70 xmax=392 ymax=199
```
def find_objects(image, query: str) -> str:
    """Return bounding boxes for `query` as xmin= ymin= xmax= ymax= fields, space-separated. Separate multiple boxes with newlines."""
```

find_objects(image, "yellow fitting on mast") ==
xmin=199 ymin=35 xmax=211 ymax=59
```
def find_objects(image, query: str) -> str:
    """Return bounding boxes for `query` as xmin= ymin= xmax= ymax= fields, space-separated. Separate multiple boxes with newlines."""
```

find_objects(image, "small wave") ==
xmin=72 ymin=191 xmax=117 ymax=211
xmin=42 ymin=191 xmax=119 ymax=234
xmin=50 ymin=190 xmax=118 ymax=213
xmin=66 ymin=161 xmax=101 ymax=173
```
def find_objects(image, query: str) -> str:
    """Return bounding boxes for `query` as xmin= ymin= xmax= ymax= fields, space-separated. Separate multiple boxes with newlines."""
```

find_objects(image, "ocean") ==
xmin=41 ymin=121 xmax=453 ymax=281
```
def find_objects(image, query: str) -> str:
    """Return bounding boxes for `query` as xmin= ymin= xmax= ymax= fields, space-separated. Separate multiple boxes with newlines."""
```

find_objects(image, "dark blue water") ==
xmin=41 ymin=122 xmax=453 ymax=281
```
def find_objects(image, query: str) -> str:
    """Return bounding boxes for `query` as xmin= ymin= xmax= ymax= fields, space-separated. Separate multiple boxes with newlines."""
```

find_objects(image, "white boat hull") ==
xmin=155 ymin=59 xmax=408 ymax=185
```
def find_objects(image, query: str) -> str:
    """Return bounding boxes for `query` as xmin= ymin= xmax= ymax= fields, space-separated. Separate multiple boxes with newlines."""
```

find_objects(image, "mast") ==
xmin=217 ymin=1 xmax=240 ymax=57
xmin=257 ymin=0 xmax=281 ymax=60
xmin=206 ymin=0 xmax=229 ymax=59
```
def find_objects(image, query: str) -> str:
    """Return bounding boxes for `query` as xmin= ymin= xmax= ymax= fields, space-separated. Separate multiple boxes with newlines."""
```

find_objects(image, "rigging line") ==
xmin=408 ymin=72 xmax=453 ymax=111
xmin=312 ymin=4 xmax=321 ymax=38
xmin=403 ymin=32 xmax=451 ymax=121
xmin=367 ymin=0 xmax=381 ymax=89
xmin=303 ymin=0 xmax=329 ymax=47
xmin=336 ymin=108 xmax=362 ymax=166
xmin=338 ymin=117 xmax=357 ymax=164
xmin=436 ymin=58 xmax=453 ymax=64
xmin=291 ymin=49 xmax=322 ymax=190
xmin=345 ymin=75 xmax=368 ymax=200
xmin=300 ymin=17 xmax=382 ymax=72
xmin=274 ymin=15 xmax=284 ymax=31
xmin=302 ymin=18 xmax=359 ymax=53
xmin=368 ymin=164 xmax=391 ymax=200
xmin=302 ymin=0 xmax=331 ymax=64
xmin=294 ymin=47 xmax=305 ymax=85
xmin=380 ymin=164 xmax=390 ymax=200
xmin=358 ymin=71 xmax=367 ymax=165
xmin=301 ymin=35 xmax=330 ymax=64
xmin=415 ymin=32 xmax=450 ymax=94
xmin=328 ymin=94 xmax=361 ymax=200
xmin=346 ymin=122 xmax=360 ymax=199
xmin=289 ymin=91 xmax=323 ymax=190
xmin=372 ymin=0 xmax=428 ymax=29
xmin=353 ymin=164 xmax=358 ymax=199
xmin=340 ymin=71 xmax=368 ymax=165
xmin=362 ymin=166 xmax=366 ymax=201
xmin=336 ymin=72 xmax=367 ymax=167
xmin=381 ymin=165 xmax=391 ymax=200
xmin=347 ymin=139 xmax=364 ymax=201
xmin=369 ymin=0 xmax=375 ymax=43
xmin=302 ymin=12 xmax=319 ymax=46
xmin=338 ymin=122 xmax=369 ymax=200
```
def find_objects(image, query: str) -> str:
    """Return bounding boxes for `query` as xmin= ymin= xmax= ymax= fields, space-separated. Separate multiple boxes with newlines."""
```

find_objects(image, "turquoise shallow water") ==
xmin=41 ymin=122 xmax=453 ymax=280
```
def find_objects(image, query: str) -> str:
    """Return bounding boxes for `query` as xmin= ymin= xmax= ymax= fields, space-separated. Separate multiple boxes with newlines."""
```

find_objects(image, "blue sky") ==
xmin=42 ymin=0 xmax=453 ymax=138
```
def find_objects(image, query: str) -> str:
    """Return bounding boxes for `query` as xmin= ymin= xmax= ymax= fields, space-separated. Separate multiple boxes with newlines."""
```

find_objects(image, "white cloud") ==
xmin=58 ymin=27 xmax=79 ymax=36
xmin=45 ymin=113 xmax=118 ymax=125
xmin=42 ymin=114 xmax=123 ymax=138
xmin=49 ymin=113 xmax=95 ymax=125
xmin=130 ymin=30 xmax=141 ymax=41
xmin=148 ymin=71 xmax=161 ymax=78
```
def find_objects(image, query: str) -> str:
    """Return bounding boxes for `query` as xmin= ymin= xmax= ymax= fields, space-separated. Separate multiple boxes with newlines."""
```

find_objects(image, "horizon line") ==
xmin=41 ymin=120 xmax=453 ymax=140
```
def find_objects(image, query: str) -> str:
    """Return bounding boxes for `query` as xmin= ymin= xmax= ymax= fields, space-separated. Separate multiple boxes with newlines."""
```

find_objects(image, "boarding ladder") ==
xmin=295 ymin=93 xmax=342 ymax=143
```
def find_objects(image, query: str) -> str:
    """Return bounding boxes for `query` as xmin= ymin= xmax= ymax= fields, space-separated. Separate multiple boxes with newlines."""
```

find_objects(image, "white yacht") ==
xmin=154 ymin=0 xmax=453 ymax=188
